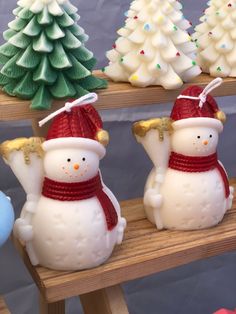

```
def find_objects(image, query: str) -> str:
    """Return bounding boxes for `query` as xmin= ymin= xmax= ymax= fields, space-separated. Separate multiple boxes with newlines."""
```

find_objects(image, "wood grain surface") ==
xmin=80 ymin=285 xmax=129 ymax=314
xmin=1 ymin=73 xmax=236 ymax=121
xmin=13 ymin=181 xmax=236 ymax=303
xmin=39 ymin=294 xmax=65 ymax=314
xmin=0 ymin=296 xmax=10 ymax=314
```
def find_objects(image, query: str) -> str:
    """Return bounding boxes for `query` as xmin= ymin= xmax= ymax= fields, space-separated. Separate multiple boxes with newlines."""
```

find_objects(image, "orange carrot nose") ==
xmin=203 ymin=140 xmax=208 ymax=146
xmin=74 ymin=164 xmax=79 ymax=170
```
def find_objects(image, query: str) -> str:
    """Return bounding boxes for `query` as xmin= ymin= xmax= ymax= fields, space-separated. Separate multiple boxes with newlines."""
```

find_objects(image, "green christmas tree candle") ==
xmin=0 ymin=0 xmax=107 ymax=110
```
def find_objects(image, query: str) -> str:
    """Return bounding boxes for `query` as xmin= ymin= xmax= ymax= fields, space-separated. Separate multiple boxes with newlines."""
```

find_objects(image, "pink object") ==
xmin=213 ymin=309 xmax=236 ymax=314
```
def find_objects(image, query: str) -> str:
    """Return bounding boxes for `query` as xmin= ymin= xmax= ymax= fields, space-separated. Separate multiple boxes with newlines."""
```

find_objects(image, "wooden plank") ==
xmin=13 ymin=182 xmax=236 ymax=303
xmin=0 ymin=296 xmax=10 ymax=314
xmin=39 ymin=294 xmax=65 ymax=314
xmin=1 ymin=73 xmax=236 ymax=121
xmin=80 ymin=285 xmax=129 ymax=314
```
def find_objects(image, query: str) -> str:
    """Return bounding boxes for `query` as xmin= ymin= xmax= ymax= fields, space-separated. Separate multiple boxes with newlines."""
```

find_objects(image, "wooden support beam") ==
xmin=0 ymin=296 xmax=10 ymax=314
xmin=80 ymin=285 xmax=129 ymax=314
xmin=39 ymin=294 xmax=65 ymax=314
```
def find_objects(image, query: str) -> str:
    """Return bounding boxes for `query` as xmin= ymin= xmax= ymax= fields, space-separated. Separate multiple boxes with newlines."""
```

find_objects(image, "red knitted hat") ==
xmin=171 ymin=78 xmax=225 ymax=132
xmin=41 ymin=94 xmax=106 ymax=159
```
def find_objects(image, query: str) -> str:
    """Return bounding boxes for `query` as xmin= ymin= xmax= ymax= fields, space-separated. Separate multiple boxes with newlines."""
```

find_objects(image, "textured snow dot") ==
xmin=46 ymin=238 xmax=52 ymax=245
xmin=175 ymin=203 xmax=182 ymax=211
xmin=58 ymin=238 xmax=65 ymax=245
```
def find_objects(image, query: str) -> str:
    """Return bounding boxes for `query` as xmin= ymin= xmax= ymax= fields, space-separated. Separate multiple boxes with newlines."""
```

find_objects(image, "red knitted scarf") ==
xmin=169 ymin=152 xmax=230 ymax=198
xmin=42 ymin=173 xmax=118 ymax=231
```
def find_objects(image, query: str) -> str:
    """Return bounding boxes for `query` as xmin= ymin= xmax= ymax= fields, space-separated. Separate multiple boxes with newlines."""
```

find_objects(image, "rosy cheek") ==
xmin=61 ymin=166 xmax=69 ymax=175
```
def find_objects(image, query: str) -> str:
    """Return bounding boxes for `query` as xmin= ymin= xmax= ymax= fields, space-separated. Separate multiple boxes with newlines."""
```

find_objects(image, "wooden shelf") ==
xmin=14 ymin=181 xmax=236 ymax=304
xmin=0 ymin=296 xmax=10 ymax=314
xmin=1 ymin=73 xmax=236 ymax=121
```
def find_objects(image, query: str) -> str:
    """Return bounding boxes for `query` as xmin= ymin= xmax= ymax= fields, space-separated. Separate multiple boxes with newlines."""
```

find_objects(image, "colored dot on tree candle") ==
xmin=157 ymin=15 xmax=164 ymax=23
xmin=140 ymin=50 xmax=145 ymax=55
xmin=112 ymin=44 xmax=116 ymax=49
xmin=173 ymin=25 xmax=178 ymax=31
xmin=134 ymin=16 xmax=138 ymax=19
xmin=102 ymin=67 xmax=105 ymax=72
xmin=217 ymin=66 xmax=222 ymax=72
xmin=131 ymin=74 xmax=138 ymax=81
xmin=124 ymin=11 xmax=129 ymax=17
xmin=228 ymin=3 xmax=232 ymax=7
xmin=192 ymin=61 xmax=196 ymax=66
xmin=156 ymin=64 xmax=161 ymax=69
xmin=216 ymin=11 xmax=220 ymax=15
xmin=208 ymin=31 xmax=213 ymax=35
xmin=176 ymin=52 xmax=180 ymax=56
xmin=144 ymin=24 xmax=151 ymax=31
xmin=120 ymin=57 xmax=124 ymax=62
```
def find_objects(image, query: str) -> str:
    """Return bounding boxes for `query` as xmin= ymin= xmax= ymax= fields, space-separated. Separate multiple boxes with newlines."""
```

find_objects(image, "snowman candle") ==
xmin=133 ymin=78 xmax=234 ymax=230
xmin=1 ymin=93 xmax=126 ymax=270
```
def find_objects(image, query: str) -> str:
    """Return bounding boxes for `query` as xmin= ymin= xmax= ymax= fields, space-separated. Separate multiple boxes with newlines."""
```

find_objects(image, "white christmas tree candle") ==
xmin=193 ymin=0 xmax=236 ymax=77
xmin=104 ymin=0 xmax=201 ymax=89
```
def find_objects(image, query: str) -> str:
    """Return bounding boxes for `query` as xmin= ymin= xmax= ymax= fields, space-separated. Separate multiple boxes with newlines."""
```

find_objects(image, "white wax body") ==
xmin=145 ymin=167 xmax=227 ymax=230
xmin=32 ymin=188 xmax=119 ymax=271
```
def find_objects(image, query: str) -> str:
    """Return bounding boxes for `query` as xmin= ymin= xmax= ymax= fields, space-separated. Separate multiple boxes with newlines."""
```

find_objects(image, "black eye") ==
xmin=82 ymin=157 xmax=86 ymax=161
xmin=67 ymin=158 xmax=71 ymax=162
xmin=197 ymin=136 xmax=201 ymax=139
xmin=209 ymin=134 xmax=212 ymax=138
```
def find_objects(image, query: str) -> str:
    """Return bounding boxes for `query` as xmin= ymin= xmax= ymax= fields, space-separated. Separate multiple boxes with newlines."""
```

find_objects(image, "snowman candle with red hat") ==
xmin=0 ymin=93 xmax=126 ymax=270
xmin=133 ymin=78 xmax=234 ymax=230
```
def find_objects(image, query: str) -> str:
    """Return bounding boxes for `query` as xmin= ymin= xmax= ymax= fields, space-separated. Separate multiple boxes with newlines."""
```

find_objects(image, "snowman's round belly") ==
xmin=159 ymin=168 xmax=227 ymax=230
xmin=32 ymin=196 xmax=117 ymax=270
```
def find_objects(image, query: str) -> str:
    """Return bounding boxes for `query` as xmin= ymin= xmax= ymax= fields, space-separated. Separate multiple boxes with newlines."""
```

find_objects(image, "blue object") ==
xmin=0 ymin=191 xmax=14 ymax=247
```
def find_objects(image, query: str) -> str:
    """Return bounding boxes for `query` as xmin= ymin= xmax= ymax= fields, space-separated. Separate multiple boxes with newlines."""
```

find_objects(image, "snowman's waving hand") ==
xmin=133 ymin=118 xmax=172 ymax=230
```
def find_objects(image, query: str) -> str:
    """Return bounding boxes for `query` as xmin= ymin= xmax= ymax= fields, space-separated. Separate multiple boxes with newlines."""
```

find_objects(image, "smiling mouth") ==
xmin=66 ymin=170 xmax=88 ymax=178
xmin=195 ymin=145 xmax=213 ymax=152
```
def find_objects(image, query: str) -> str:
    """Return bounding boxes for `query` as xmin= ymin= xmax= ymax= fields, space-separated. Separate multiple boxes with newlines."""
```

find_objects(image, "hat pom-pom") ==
xmin=215 ymin=111 xmax=226 ymax=123
xmin=96 ymin=130 xmax=109 ymax=146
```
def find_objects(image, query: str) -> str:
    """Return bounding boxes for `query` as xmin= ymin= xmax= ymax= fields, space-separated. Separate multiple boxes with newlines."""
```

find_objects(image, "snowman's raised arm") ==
xmin=0 ymin=137 xmax=45 ymax=199
xmin=133 ymin=117 xmax=172 ymax=178
xmin=133 ymin=118 xmax=172 ymax=230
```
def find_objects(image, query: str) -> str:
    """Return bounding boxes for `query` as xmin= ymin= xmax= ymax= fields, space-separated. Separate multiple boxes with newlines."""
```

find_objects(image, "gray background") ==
xmin=0 ymin=0 xmax=236 ymax=313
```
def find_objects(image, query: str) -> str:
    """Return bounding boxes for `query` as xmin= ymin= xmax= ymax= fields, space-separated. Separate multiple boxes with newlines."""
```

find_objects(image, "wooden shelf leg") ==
xmin=31 ymin=118 xmax=50 ymax=137
xmin=80 ymin=284 xmax=129 ymax=314
xmin=0 ymin=296 xmax=10 ymax=314
xmin=39 ymin=294 xmax=65 ymax=314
